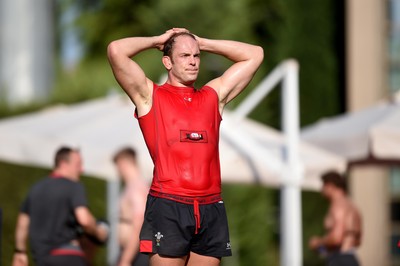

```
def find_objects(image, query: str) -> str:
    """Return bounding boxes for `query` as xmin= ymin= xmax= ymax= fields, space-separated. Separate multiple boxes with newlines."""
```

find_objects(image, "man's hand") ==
xmin=155 ymin=28 xmax=190 ymax=51
xmin=95 ymin=220 xmax=110 ymax=244
xmin=309 ymin=236 xmax=322 ymax=250
xmin=12 ymin=253 xmax=28 ymax=266
xmin=118 ymin=258 xmax=133 ymax=266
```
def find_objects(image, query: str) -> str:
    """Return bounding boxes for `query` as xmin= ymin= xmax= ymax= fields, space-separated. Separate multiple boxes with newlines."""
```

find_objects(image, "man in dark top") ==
xmin=12 ymin=146 xmax=108 ymax=266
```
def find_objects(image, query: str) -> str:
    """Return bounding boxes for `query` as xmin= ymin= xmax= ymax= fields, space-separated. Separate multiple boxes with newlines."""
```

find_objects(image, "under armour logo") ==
xmin=226 ymin=242 xmax=231 ymax=250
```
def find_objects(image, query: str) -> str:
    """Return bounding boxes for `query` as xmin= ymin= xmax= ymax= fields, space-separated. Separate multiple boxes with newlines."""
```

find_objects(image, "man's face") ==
xmin=68 ymin=151 xmax=83 ymax=180
xmin=115 ymin=157 xmax=138 ymax=183
xmin=321 ymin=183 xmax=330 ymax=198
xmin=167 ymin=35 xmax=200 ymax=86
xmin=321 ymin=182 xmax=333 ymax=198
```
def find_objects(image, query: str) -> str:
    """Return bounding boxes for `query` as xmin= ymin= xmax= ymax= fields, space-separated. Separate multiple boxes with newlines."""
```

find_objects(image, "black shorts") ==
xmin=139 ymin=194 xmax=232 ymax=258
xmin=38 ymin=255 xmax=87 ymax=266
xmin=327 ymin=253 xmax=359 ymax=266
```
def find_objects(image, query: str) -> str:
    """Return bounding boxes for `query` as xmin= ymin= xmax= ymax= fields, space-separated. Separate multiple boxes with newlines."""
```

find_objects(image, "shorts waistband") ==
xmin=50 ymin=243 xmax=85 ymax=257
xmin=149 ymin=190 xmax=222 ymax=205
xmin=149 ymin=190 xmax=222 ymax=234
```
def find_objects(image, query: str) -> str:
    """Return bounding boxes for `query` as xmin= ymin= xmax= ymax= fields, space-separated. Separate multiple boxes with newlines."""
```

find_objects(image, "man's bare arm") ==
xmin=75 ymin=206 xmax=108 ymax=243
xmin=118 ymin=213 xmax=144 ymax=266
xmin=107 ymin=28 xmax=188 ymax=116
xmin=15 ymin=213 xmax=29 ymax=252
xmin=200 ymin=38 xmax=264 ymax=109
xmin=13 ymin=213 xmax=29 ymax=266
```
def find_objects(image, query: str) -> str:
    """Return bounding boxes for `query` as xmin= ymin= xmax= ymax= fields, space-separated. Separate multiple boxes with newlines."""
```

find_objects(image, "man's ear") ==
xmin=162 ymin=56 xmax=172 ymax=70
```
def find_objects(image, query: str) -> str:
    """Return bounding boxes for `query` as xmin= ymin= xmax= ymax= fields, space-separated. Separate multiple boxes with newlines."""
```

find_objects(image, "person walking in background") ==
xmin=309 ymin=171 xmax=362 ymax=266
xmin=12 ymin=146 xmax=108 ymax=266
xmin=108 ymin=27 xmax=263 ymax=265
xmin=113 ymin=147 xmax=149 ymax=266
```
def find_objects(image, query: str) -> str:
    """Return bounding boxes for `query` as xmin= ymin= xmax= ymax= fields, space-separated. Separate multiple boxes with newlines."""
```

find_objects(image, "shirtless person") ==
xmin=113 ymin=147 xmax=149 ymax=266
xmin=309 ymin=171 xmax=362 ymax=266
xmin=107 ymin=28 xmax=263 ymax=265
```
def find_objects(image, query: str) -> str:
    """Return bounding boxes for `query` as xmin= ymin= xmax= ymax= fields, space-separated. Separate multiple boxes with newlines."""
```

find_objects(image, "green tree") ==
xmin=71 ymin=0 xmax=282 ymax=93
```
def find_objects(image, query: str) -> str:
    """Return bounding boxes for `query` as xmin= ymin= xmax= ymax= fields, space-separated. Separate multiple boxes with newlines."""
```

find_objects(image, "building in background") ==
xmin=387 ymin=2 xmax=400 ymax=265
xmin=0 ymin=0 xmax=54 ymax=106
xmin=346 ymin=0 xmax=400 ymax=265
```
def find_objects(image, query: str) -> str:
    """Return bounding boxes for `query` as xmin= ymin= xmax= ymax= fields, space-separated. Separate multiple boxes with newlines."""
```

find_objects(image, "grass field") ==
xmin=0 ymin=160 xmax=326 ymax=266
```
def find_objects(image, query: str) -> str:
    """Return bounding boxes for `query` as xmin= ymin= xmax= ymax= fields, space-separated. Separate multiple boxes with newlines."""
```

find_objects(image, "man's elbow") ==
xmin=107 ymin=41 xmax=120 ymax=61
xmin=253 ymin=45 xmax=264 ymax=65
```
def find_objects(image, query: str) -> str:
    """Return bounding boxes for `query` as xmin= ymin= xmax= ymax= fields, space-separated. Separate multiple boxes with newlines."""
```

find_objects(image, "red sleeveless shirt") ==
xmin=136 ymin=83 xmax=222 ymax=197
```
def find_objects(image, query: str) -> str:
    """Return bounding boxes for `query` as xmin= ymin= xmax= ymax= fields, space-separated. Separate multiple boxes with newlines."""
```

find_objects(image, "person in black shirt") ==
xmin=12 ymin=146 xmax=108 ymax=266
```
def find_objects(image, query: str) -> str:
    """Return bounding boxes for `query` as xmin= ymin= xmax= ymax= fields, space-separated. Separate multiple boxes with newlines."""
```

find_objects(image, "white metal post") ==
xmin=233 ymin=63 xmax=288 ymax=121
xmin=280 ymin=60 xmax=302 ymax=266
xmin=107 ymin=179 xmax=120 ymax=265
xmin=232 ymin=60 xmax=303 ymax=266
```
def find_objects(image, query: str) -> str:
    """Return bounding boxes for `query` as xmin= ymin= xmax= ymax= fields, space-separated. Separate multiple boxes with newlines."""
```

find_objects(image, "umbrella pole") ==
xmin=280 ymin=184 xmax=302 ymax=266
xmin=107 ymin=179 xmax=120 ymax=265
xmin=280 ymin=60 xmax=303 ymax=266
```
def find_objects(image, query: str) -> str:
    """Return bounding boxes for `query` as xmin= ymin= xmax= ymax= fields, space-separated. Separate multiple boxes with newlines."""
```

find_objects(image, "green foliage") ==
xmin=73 ymin=0 xmax=283 ymax=101
xmin=302 ymin=190 xmax=328 ymax=266
xmin=222 ymin=184 xmax=279 ymax=265
xmin=271 ymin=0 xmax=344 ymax=126
xmin=51 ymin=57 xmax=119 ymax=104
xmin=76 ymin=0 xmax=282 ymax=57
xmin=230 ymin=0 xmax=344 ymax=128
xmin=0 ymin=161 xmax=106 ymax=265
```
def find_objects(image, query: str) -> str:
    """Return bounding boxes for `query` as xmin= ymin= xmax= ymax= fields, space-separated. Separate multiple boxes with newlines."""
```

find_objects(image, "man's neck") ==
xmin=124 ymin=174 xmax=140 ymax=184
xmin=167 ymin=77 xmax=195 ymax=88
xmin=330 ymin=190 xmax=346 ymax=202
xmin=51 ymin=168 xmax=75 ymax=181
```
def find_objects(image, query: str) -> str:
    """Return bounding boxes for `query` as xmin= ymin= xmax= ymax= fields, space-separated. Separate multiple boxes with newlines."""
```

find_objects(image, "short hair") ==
xmin=321 ymin=171 xmax=347 ymax=192
xmin=54 ymin=146 xmax=79 ymax=167
xmin=113 ymin=147 xmax=137 ymax=164
xmin=163 ymin=32 xmax=197 ymax=57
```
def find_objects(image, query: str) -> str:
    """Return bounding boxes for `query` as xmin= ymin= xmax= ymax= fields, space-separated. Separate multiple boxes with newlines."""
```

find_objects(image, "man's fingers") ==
xmin=171 ymin=28 xmax=189 ymax=34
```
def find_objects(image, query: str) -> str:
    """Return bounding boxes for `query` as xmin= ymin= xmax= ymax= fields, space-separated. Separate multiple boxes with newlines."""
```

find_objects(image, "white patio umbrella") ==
xmin=301 ymin=91 xmax=400 ymax=164
xmin=0 ymin=93 xmax=345 ymax=188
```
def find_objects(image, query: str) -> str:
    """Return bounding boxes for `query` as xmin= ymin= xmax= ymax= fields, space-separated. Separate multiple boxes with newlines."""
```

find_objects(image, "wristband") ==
xmin=97 ymin=220 xmax=110 ymax=235
xmin=14 ymin=248 xmax=26 ymax=254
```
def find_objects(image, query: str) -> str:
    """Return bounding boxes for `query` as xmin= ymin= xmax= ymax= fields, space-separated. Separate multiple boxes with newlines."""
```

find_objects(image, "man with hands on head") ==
xmin=108 ymin=28 xmax=263 ymax=266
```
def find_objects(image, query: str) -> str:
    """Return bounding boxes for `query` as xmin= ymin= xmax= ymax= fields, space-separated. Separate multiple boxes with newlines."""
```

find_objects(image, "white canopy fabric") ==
xmin=301 ymin=91 xmax=400 ymax=162
xmin=0 ymin=94 xmax=346 ymax=190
